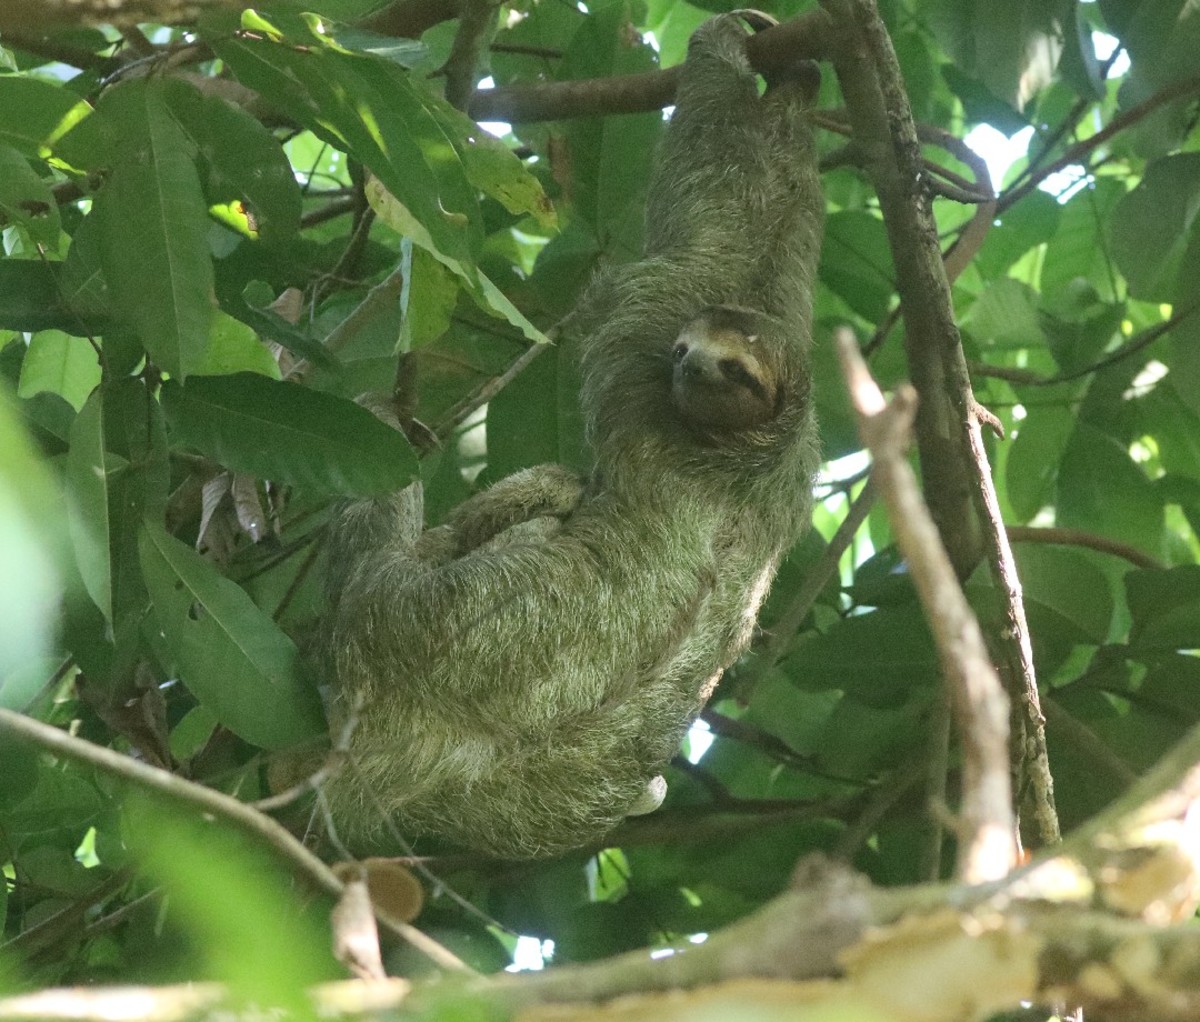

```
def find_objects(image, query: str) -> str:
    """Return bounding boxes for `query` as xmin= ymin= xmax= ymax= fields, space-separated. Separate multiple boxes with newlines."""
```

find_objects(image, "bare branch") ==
xmin=1007 ymin=526 xmax=1165 ymax=571
xmin=468 ymin=11 xmax=832 ymax=123
xmin=836 ymin=330 xmax=1015 ymax=884
xmin=0 ymin=708 xmax=470 ymax=975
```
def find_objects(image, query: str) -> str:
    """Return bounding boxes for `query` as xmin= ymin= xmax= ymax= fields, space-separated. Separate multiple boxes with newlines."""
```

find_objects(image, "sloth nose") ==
xmin=679 ymin=348 xmax=720 ymax=384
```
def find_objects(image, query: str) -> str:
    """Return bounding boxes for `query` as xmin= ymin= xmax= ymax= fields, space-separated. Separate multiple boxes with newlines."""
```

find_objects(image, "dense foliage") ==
xmin=2 ymin=0 xmax=1200 ymax=997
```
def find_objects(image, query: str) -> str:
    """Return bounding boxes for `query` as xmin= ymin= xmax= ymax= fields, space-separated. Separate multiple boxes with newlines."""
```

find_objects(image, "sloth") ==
xmin=317 ymin=14 xmax=824 ymax=858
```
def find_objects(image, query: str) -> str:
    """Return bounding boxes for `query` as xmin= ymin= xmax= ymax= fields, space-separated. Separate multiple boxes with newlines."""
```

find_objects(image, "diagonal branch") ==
xmin=837 ymin=331 xmax=1015 ymax=884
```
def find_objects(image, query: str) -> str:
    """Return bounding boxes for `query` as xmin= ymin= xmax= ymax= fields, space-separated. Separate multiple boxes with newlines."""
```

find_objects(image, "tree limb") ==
xmin=0 ymin=708 xmax=470 ymax=975
xmin=836 ymin=329 xmax=1016 ymax=884
xmin=467 ymin=10 xmax=833 ymax=123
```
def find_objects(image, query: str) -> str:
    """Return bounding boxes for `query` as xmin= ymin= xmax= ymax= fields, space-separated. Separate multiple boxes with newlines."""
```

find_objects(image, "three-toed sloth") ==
xmin=318 ymin=14 xmax=825 ymax=858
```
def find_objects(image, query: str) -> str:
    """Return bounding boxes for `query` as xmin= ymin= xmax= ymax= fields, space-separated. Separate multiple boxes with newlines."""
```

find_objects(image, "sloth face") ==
xmin=670 ymin=311 xmax=779 ymax=431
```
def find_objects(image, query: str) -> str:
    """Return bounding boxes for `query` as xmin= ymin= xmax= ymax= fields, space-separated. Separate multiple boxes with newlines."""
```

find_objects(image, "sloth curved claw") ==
xmin=728 ymin=8 xmax=779 ymax=32
xmin=627 ymin=774 xmax=668 ymax=816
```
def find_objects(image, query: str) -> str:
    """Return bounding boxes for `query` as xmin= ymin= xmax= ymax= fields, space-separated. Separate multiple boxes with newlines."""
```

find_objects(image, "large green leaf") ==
xmin=0 ymin=387 xmax=63 ymax=701
xmin=780 ymin=605 xmax=939 ymax=708
xmin=161 ymin=373 xmax=417 ymax=496
xmin=560 ymin=2 xmax=662 ymax=261
xmin=102 ymin=379 xmax=171 ymax=633
xmin=965 ymin=277 xmax=1043 ymax=351
xmin=366 ymin=177 xmax=547 ymax=343
xmin=1126 ymin=565 xmax=1200 ymax=652
xmin=0 ymin=260 xmax=102 ymax=334
xmin=819 ymin=211 xmax=895 ymax=324
xmin=1041 ymin=178 xmax=1125 ymax=302
xmin=84 ymin=80 xmax=215 ymax=379
xmin=1056 ymin=423 xmax=1165 ymax=557
xmin=138 ymin=523 xmax=324 ymax=749
xmin=916 ymin=0 xmax=1069 ymax=108
xmin=1005 ymin=402 xmax=1075 ymax=521
xmin=17 ymin=331 xmax=101 ymax=412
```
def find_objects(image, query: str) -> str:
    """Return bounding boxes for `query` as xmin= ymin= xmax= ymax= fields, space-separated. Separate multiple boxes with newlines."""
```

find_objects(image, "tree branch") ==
xmin=819 ymin=0 xmax=983 ymax=579
xmin=837 ymin=330 xmax=1015 ymax=884
xmin=0 ymin=708 xmax=470 ymax=975
xmin=467 ymin=10 xmax=833 ymax=123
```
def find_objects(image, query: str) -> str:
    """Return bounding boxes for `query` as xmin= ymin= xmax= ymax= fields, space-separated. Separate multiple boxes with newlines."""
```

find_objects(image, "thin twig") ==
xmin=434 ymin=336 xmax=550 ymax=441
xmin=1006 ymin=526 xmax=1164 ymax=571
xmin=752 ymin=481 xmax=875 ymax=683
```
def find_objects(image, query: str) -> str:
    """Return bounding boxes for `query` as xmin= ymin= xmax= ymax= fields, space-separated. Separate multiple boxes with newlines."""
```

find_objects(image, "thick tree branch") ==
xmin=0 ymin=0 xmax=248 ymax=29
xmin=5 ymin=717 xmax=1200 ymax=1020
xmin=818 ymin=0 xmax=983 ymax=579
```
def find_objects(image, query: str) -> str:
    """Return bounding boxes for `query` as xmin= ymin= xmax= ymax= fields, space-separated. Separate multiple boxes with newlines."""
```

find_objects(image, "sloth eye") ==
xmin=672 ymin=344 xmax=687 ymax=363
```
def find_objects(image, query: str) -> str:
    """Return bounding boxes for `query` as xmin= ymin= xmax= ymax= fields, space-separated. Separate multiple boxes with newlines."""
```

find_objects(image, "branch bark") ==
xmin=0 ymin=708 xmax=469 ymax=975
xmin=467 ymin=11 xmax=833 ymax=123
xmin=837 ymin=330 xmax=1015 ymax=884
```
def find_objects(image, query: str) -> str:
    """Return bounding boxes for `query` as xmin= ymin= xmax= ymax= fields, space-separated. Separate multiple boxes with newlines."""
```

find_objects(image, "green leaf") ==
xmin=1111 ymin=153 xmax=1200 ymax=302
xmin=560 ymin=2 xmax=661 ymax=254
xmin=0 ymin=260 xmax=99 ymax=334
xmin=1040 ymin=292 xmax=1125 ymax=376
xmin=414 ymin=88 xmax=554 ymax=229
xmin=367 ymin=177 xmax=547 ymax=343
xmin=161 ymin=373 xmax=418 ymax=496
xmin=212 ymin=31 xmax=480 ymax=267
xmin=102 ymin=379 xmax=171 ymax=629
xmin=819 ymin=211 xmax=895 ymax=324
xmin=401 ymin=243 xmax=458 ymax=348
xmin=965 ymin=277 xmax=1043 ymax=350
xmin=1016 ymin=544 xmax=1115 ymax=645
xmin=1006 ymin=404 xmax=1074 ymax=521
xmin=1056 ymin=423 xmax=1165 ymax=558
xmin=1127 ymin=565 xmax=1200 ymax=652
xmin=975 ymin=191 xmax=1061 ymax=278
xmin=160 ymin=77 xmax=302 ymax=245
xmin=125 ymin=803 xmax=335 ymax=1003
xmin=168 ymin=704 xmax=220 ymax=762
xmin=0 ymin=77 xmax=91 ymax=158
xmin=0 ymin=144 xmax=60 ymax=246
xmin=225 ymin=293 xmax=338 ymax=370
xmin=89 ymin=79 xmax=215 ymax=379
xmin=1041 ymin=178 xmax=1124 ymax=302
xmin=781 ymin=605 xmax=939 ymax=707
xmin=17 ymin=331 xmax=101 ymax=412
xmin=66 ymin=390 xmax=113 ymax=622
xmin=194 ymin=312 xmax=282 ymax=379
xmin=917 ymin=0 xmax=1067 ymax=109
xmin=138 ymin=523 xmax=324 ymax=748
